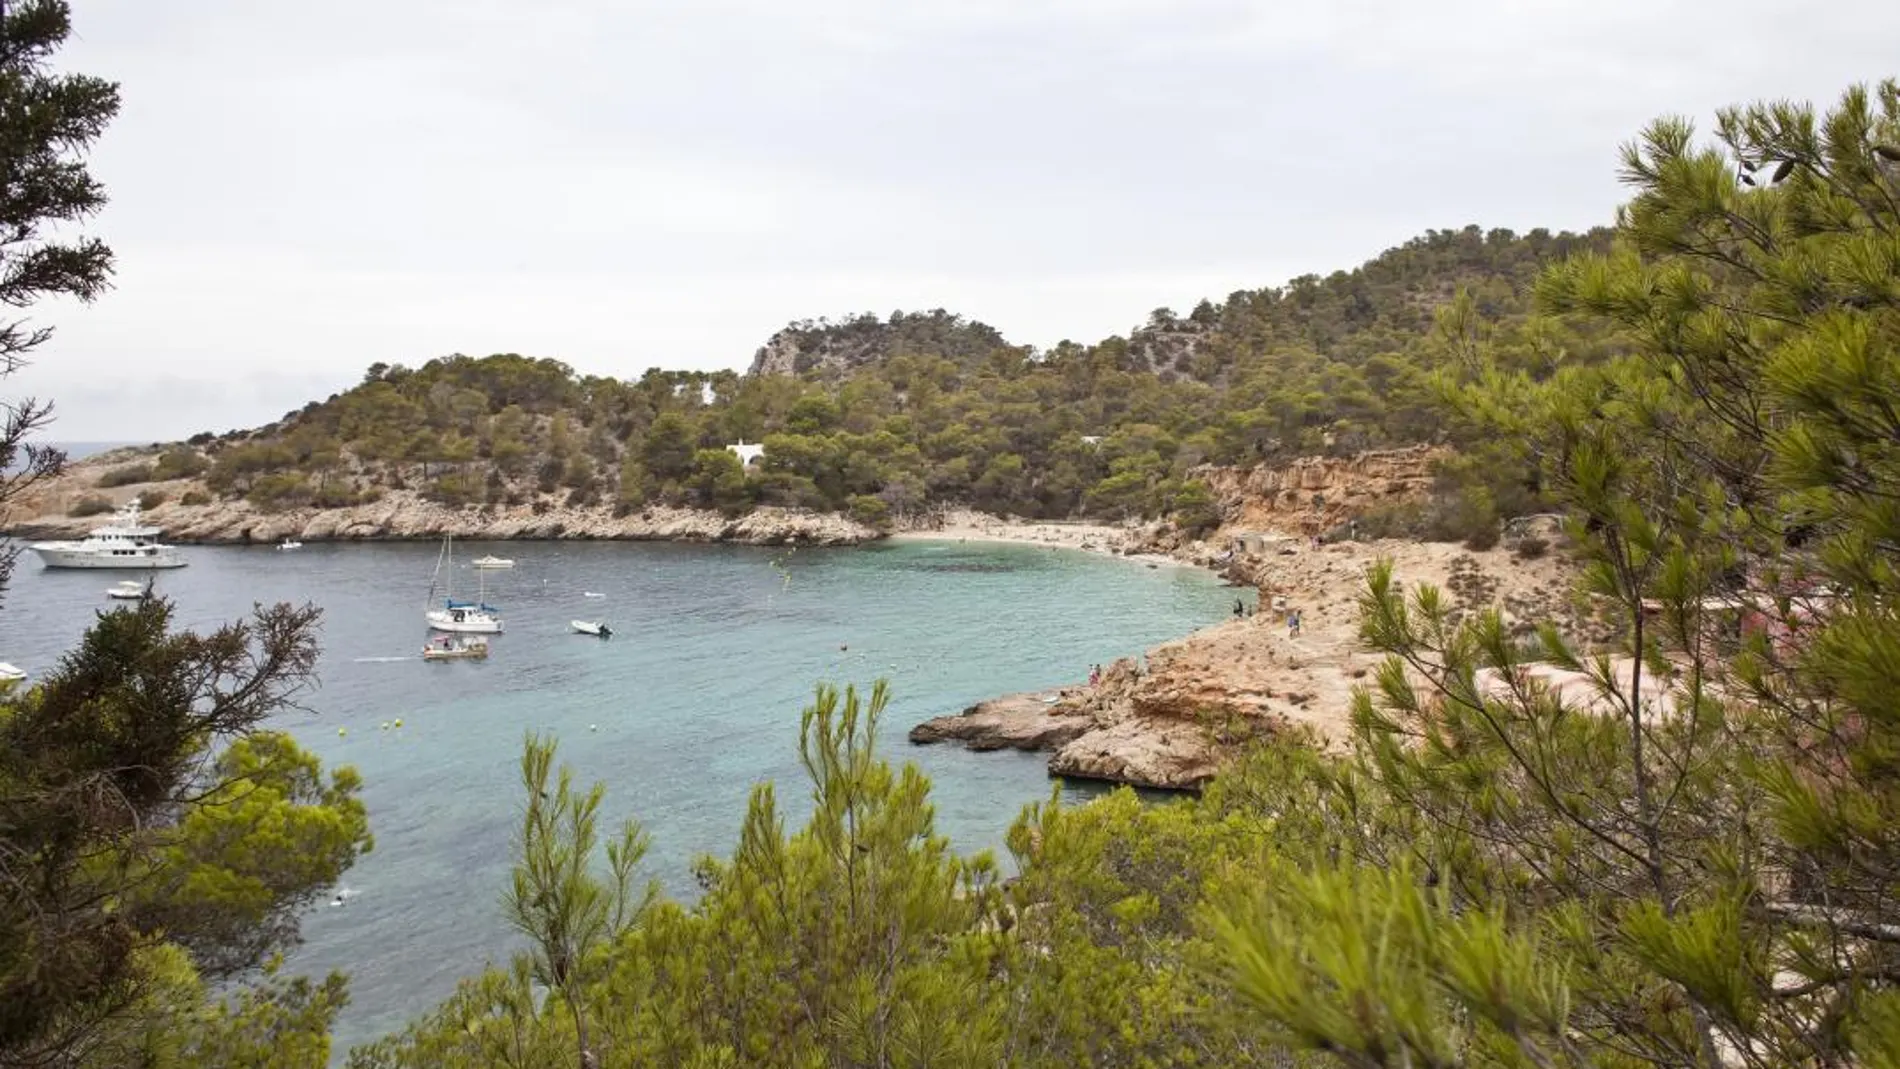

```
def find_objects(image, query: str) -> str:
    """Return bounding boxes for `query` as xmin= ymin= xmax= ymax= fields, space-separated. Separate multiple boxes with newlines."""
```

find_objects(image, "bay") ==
xmin=0 ymin=537 xmax=1232 ymax=1052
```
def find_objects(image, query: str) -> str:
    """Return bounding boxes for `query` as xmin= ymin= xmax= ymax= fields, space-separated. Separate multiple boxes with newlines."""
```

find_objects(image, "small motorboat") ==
xmin=278 ymin=538 xmax=303 ymax=550
xmin=570 ymin=620 xmax=612 ymax=638
xmin=422 ymin=635 xmax=490 ymax=661
xmin=106 ymin=579 xmax=152 ymax=600
xmin=471 ymin=555 xmax=515 ymax=570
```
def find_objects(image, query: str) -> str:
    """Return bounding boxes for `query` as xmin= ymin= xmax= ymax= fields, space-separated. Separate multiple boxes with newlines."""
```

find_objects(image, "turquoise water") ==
xmin=0 ymin=538 xmax=1232 ymax=1052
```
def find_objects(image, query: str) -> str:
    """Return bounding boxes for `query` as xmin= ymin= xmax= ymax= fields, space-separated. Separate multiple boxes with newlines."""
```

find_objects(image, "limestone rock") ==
xmin=908 ymin=692 xmax=1090 ymax=751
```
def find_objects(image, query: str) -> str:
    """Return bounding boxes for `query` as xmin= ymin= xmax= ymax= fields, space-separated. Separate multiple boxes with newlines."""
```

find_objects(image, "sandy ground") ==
xmin=888 ymin=509 xmax=1188 ymax=569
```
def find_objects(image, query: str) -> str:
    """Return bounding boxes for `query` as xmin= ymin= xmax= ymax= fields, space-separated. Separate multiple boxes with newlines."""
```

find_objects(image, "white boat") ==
xmin=471 ymin=555 xmax=515 ymax=570
xmin=278 ymin=538 xmax=303 ymax=550
xmin=106 ymin=579 xmax=152 ymax=600
xmin=30 ymin=502 xmax=187 ymax=570
xmin=0 ymin=662 xmax=25 ymax=694
xmin=570 ymin=620 xmax=613 ymax=638
xmin=425 ymin=536 xmax=502 ymax=634
xmin=422 ymin=635 xmax=490 ymax=661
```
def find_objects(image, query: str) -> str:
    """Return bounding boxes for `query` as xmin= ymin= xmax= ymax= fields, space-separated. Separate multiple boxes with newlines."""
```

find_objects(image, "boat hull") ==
xmin=427 ymin=610 xmax=503 ymax=634
xmin=32 ymin=545 xmax=187 ymax=569
xmin=570 ymin=620 xmax=612 ymax=637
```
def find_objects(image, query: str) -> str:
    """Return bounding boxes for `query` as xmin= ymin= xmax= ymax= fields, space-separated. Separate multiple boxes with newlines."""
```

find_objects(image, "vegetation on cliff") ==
xmin=105 ymin=223 xmax=1615 ymax=539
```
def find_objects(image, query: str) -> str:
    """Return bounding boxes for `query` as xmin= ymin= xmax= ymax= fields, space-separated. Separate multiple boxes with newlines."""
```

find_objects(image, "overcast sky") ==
xmin=12 ymin=0 xmax=1898 ymax=441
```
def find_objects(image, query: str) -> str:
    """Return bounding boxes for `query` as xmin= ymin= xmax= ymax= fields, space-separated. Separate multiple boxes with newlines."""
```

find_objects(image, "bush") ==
xmin=150 ymin=450 xmax=209 ymax=481
xmin=68 ymin=496 xmax=114 ymax=517
xmin=847 ymin=493 xmax=892 ymax=531
xmin=246 ymin=473 xmax=310 ymax=511
xmin=96 ymin=463 xmax=154 ymax=488
xmin=1513 ymin=535 xmax=1550 ymax=560
xmin=1170 ymin=479 xmax=1222 ymax=538
xmin=180 ymin=490 xmax=212 ymax=507
xmin=137 ymin=490 xmax=167 ymax=509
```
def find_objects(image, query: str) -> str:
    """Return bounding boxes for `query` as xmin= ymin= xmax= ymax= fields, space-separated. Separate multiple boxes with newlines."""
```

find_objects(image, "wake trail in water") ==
xmin=352 ymin=656 xmax=414 ymax=663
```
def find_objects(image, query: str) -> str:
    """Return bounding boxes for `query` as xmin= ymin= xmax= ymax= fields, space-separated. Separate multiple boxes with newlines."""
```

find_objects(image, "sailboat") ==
xmin=425 ymin=536 xmax=503 ymax=634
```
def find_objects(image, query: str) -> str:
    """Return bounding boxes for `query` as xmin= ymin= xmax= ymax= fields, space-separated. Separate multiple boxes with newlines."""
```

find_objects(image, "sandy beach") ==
xmin=889 ymin=509 xmax=1189 ymax=569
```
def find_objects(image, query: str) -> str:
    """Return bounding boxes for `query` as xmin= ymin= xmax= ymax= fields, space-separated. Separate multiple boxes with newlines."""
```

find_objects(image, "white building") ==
xmin=727 ymin=441 xmax=765 ymax=470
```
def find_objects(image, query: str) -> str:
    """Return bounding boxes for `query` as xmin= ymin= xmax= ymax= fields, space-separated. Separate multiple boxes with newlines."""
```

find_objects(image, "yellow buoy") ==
xmin=338 ymin=727 xmax=347 ymax=736
xmin=393 ymin=718 xmax=403 ymax=728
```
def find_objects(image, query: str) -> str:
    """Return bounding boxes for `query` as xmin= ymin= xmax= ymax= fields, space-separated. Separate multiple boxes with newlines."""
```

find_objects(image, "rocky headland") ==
xmin=909 ymin=449 xmax=1588 ymax=790
xmin=0 ymin=450 xmax=878 ymax=547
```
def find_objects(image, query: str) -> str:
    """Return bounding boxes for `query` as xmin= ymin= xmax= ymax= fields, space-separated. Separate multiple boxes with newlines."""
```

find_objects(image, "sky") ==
xmin=11 ymin=0 xmax=1899 ymax=441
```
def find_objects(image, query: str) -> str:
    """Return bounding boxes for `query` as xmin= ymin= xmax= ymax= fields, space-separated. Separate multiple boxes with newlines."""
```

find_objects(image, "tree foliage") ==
xmin=0 ymin=0 xmax=120 ymax=599
xmin=0 ymin=599 xmax=370 ymax=1066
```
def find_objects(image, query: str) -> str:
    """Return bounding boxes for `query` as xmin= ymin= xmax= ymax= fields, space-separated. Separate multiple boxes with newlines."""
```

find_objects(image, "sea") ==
xmin=0 ymin=536 xmax=1234 ymax=1054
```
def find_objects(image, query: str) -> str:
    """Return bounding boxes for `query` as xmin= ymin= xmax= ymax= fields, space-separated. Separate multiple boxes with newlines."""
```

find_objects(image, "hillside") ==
xmin=4 ymin=225 xmax=1616 ymax=541
xmin=747 ymin=309 xmax=1013 ymax=377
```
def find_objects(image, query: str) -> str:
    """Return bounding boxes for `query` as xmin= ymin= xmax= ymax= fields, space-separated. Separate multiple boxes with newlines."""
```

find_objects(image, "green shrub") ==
xmin=150 ymin=450 xmax=209 ymax=481
xmin=137 ymin=490 xmax=167 ymax=509
xmin=96 ymin=463 xmax=154 ymax=488
xmin=1170 ymin=479 xmax=1221 ymax=538
xmin=847 ymin=493 xmax=892 ymax=531
xmin=68 ymin=495 xmax=114 ymax=517
xmin=180 ymin=490 xmax=212 ymax=507
xmin=246 ymin=473 xmax=310 ymax=511
xmin=1513 ymin=535 xmax=1550 ymax=560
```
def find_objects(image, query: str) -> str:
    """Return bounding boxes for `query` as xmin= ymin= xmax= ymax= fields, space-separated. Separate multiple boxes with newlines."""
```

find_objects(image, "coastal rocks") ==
xmin=1048 ymin=719 xmax=1222 ymax=790
xmin=910 ymin=629 xmax=1295 ymax=791
xmin=907 ymin=691 xmax=1092 ymax=751
xmin=3 ymin=482 xmax=879 ymax=547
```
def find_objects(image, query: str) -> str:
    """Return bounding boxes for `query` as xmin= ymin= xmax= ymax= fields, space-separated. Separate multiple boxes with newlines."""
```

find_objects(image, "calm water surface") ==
xmin=0 ymin=538 xmax=1231 ymax=1052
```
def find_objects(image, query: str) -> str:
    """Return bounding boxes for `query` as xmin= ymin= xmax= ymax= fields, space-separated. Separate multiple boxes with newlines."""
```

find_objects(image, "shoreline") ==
xmin=887 ymin=509 xmax=1202 ymax=573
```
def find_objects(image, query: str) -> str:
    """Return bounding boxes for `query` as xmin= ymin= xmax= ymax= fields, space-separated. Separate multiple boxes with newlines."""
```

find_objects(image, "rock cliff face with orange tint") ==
xmin=1195 ymin=445 xmax=1445 ymax=539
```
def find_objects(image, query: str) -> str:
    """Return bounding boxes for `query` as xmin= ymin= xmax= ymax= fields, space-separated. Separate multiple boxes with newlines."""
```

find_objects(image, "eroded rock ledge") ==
xmin=4 ymin=489 xmax=877 ymax=547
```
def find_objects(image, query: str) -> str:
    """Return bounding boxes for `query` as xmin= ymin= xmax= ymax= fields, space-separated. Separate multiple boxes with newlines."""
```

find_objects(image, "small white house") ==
xmin=727 ymin=441 xmax=766 ymax=470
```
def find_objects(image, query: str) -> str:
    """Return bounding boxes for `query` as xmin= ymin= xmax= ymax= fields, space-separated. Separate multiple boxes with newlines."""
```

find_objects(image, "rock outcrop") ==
xmin=4 ymin=486 xmax=876 ymax=547
xmin=908 ymin=691 xmax=1093 ymax=752
xmin=911 ymin=534 xmax=1586 ymax=791
xmin=1191 ymin=445 xmax=1445 ymax=539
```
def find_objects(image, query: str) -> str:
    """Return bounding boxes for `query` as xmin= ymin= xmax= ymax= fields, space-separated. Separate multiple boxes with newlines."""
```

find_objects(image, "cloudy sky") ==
xmin=13 ymin=0 xmax=1898 ymax=440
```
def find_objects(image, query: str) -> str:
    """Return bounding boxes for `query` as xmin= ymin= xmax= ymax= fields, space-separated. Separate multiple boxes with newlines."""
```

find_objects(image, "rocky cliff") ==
xmin=1192 ymin=444 xmax=1445 ymax=539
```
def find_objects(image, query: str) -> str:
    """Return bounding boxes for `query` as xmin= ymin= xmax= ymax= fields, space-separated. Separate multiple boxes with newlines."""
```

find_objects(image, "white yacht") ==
xmin=471 ymin=554 xmax=514 ymax=570
xmin=425 ymin=536 xmax=503 ymax=634
xmin=30 ymin=502 xmax=187 ymax=570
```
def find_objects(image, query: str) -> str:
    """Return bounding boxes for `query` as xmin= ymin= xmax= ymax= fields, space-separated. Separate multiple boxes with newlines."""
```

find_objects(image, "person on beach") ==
xmin=1233 ymin=598 xmax=1244 ymax=618
xmin=1089 ymin=664 xmax=1101 ymax=686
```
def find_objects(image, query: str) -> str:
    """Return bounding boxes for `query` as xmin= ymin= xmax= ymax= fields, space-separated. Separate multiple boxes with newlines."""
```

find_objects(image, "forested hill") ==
xmin=102 ymin=224 xmax=1615 ymax=532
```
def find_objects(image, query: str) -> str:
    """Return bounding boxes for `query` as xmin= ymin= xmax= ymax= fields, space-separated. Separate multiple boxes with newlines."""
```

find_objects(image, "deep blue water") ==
xmin=0 ymin=538 xmax=1232 ymax=1053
